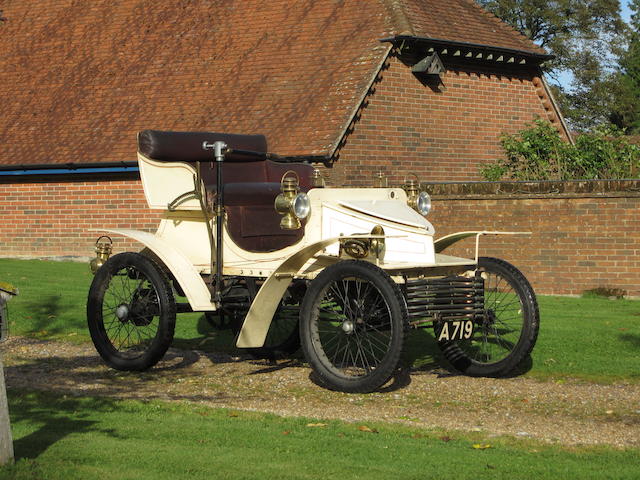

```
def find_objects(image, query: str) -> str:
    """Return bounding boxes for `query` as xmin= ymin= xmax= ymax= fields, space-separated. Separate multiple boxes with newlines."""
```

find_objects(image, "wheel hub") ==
xmin=115 ymin=304 xmax=129 ymax=321
xmin=341 ymin=319 xmax=355 ymax=334
xmin=484 ymin=309 xmax=496 ymax=326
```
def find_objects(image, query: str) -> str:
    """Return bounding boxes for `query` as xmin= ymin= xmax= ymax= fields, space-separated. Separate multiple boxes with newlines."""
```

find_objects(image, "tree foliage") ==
xmin=480 ymin=119 xmax=640 ymax=180
xmin=477 ymin=0 xmax=624 ymax=69
xmin=610 ymin=0 xmax=640 ymax=132
xmin=477 ymin=0 xmax=625 ymax=131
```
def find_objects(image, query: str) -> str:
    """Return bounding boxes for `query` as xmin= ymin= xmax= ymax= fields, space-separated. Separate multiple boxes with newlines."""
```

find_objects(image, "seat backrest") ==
xmin=138 ymin=130 xmax=268 ymax=163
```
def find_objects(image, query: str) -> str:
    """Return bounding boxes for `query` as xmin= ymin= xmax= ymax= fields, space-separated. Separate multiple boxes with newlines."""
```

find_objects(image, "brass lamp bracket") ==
xmin=339 ymin=225 xmax=386 ymax=262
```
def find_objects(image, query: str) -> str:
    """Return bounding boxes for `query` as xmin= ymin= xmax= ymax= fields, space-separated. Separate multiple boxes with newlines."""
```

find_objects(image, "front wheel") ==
xmin=87 ymin=252 xmax=176 ymax=371
xmin=437 ymin=257 xmax=539 ymax=377
xmin=300 ymin=260 xmax=407 ymax=393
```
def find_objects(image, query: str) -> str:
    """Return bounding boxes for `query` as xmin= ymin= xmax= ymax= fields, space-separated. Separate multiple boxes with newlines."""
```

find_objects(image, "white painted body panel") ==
xmin=134 ymin=158 xmax=440 ymax=271
xmin=338 ymin=199 xmax=430 ymax=228
xmin=90 ymin=227 xmax=216 ymax=311
xmin=138 ymin=154 xmax=201 ymax=210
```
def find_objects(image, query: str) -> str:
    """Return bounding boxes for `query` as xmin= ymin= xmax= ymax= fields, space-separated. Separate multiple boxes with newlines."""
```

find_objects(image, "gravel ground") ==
xmin=2 ymin=336 xmax=639 ymax=448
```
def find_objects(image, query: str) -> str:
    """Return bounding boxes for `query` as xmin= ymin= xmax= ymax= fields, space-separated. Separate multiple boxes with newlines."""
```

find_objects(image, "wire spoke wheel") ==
xmin=87 ymin=252 xmax=176 ymax=371
xmin=300 ymin=261 xmax=406 ymax=393
xmin=437 ymin=257 xmax=539 ymax=377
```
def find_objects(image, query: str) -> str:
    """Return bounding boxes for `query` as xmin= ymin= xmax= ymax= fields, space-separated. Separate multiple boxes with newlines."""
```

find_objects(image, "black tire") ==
xmin=300 ymin=260 xmax=407 ymax=393
xmin=436 ymin=257 xmax=539 ymax=377
xmin=87 ymin=252 xmax=176 ymax=371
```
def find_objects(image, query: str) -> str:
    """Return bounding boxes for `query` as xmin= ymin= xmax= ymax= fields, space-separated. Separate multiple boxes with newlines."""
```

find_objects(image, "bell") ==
xmin=90 ymin=236 xmax=113 ymax=274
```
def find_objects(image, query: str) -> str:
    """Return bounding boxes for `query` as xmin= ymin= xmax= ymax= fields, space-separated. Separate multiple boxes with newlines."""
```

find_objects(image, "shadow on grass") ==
xmin=405 ymin=328 xmax=534 ymax=379
xmin=10 ymin=392 xmax=120 ymax=460
xmin=619 ymin=333 xmax=640 ymax=348
xmin=405 ymin=328 xmax=451 ymax=375
xmin=19 ymin=294 xmax=86 ymax=337
xmin=171 ymin=314 xmax=239 ymax=355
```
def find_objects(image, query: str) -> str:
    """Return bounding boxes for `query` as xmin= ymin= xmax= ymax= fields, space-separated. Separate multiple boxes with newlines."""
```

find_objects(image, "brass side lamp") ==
xmin=90 ymin=236 xmax=113 ymax=274
xmin=274 ymin=171 xmax=311 ymax=230
xmin=402 ymin=174 xmax=432 ymax=216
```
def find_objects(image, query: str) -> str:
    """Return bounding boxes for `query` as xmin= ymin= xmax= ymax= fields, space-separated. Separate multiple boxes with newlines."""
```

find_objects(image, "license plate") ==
xmin=437 ymin=319 xmax=474 ymax=342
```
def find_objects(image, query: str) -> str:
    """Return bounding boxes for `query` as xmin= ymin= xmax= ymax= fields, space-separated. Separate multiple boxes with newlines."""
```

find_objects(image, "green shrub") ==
xmin=481 ymin=119 xmax=640 ymax=181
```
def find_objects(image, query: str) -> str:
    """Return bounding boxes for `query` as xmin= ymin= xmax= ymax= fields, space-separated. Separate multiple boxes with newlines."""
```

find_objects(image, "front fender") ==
xmin=434 ymin=231 xmax=531 ymax=260
xmin=236 ymin=235 xmax=384 ymax=349
xmin=90 ymin=228 xmax=215 ymax=311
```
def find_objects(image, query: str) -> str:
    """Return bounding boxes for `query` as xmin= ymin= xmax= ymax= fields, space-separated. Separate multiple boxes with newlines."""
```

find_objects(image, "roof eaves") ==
xmin=380 ymin=35 xmax=553 ymax=63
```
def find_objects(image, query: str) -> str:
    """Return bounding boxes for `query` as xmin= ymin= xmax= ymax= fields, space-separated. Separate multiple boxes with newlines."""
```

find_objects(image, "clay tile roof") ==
xmin=0 ymin=0 xmax=545 ymax=169
xmin=394 ymin=0 xmax=547 ymax=56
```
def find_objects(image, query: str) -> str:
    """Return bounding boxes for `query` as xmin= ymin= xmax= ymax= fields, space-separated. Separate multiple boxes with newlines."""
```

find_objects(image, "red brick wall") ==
xmin=328 ymin=52 xmax=563 ymax=187
xmin=0 ymin=175 xmax=161 ymax=258
xmin=425 ymin=181 xmax=640 ymax=297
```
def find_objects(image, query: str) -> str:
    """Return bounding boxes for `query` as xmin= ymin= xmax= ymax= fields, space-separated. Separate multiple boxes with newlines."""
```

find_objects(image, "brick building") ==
xmin=0 ymin=0 xmax=567 ymax=259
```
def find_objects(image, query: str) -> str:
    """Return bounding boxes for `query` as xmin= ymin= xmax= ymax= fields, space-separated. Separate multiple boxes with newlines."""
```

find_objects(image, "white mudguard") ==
xmin=434 ymin=231 xmax=532 ymax=260
xmin=236 ymin=235 xmax=382 ymax=349
xmin=90 ymin=228 xmax=216 ymax=311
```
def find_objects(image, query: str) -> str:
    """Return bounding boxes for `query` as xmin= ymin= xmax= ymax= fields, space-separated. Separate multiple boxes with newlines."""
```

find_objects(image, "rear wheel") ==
xmin=300 ymin=261 xmax=407 ymax=393
xmin=87 ymin=252 xmax=176 ymax=371
xmin=436 ymin=257 xmax=539 ymax=377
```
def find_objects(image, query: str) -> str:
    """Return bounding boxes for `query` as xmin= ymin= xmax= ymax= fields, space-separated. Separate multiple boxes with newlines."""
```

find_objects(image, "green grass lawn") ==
xmin=1 ymin=390 xmax=638 ymax=480
xmin=2 ymin=258 xmax=639 ymax=382
xmin=1 ymin=258 xmax=640 ymax=479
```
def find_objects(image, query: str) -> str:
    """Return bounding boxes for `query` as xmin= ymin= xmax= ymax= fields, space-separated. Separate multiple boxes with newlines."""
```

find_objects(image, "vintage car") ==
xmin=0 ymin=282 xmax=18 ymax=342
xmin=87 ymin=131 xmax=539 ymax=393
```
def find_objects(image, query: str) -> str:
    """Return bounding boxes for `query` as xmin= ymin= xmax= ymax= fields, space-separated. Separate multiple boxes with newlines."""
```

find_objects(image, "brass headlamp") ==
xmin=274 ymin=171 xmax=311 ymax=230
xmin=90 ymin=236 xmax=113 ymax=274
xmin=402 ymin=174 xmax=432 ymax=216
xmin=403 ymin=174 xmax=420 ymax=210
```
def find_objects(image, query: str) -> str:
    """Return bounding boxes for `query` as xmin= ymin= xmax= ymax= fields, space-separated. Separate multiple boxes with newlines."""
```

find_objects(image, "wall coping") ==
xmin=422 ymin=179 xmax=640 ymax=199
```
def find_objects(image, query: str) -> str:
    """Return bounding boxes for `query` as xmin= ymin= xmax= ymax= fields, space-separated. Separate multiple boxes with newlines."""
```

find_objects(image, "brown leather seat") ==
xmin=202 ymin=161 xmax=313 ymax=252
xmin=138 ymin=130 xmax=313 ymax=252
